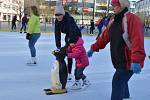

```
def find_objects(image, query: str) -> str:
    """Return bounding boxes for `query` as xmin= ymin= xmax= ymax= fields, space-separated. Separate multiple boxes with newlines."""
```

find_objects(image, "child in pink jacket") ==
xmin=67 ymin=37 xmax=90 ymax=90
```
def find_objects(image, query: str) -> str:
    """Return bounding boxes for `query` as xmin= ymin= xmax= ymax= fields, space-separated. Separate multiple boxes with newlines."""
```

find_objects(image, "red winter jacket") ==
xmin=67 ymin=38 xmax=89 ymax=68
xmin=91 ymin=12 xmax=146 ymax=70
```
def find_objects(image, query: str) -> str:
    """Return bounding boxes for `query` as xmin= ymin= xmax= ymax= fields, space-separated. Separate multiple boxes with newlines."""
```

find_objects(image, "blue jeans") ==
xmin=111 ymin=69 xmax=133 ymax=100
xmin=20 ymin=23 xmax=27 ymax=32
xmin=28 ymin=33 xmax=41 ymax=57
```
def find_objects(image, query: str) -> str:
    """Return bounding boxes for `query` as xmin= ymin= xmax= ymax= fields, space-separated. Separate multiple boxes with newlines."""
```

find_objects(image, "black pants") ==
xmin=12 ymin=22 xmax=16 ymax=31
xmin=74 ymin=67 xmax=86 ymax=80
xmin=67 ymin=58 xmax=73 ymax=74
xmin=111 ymin=69 xmax=133 ymax=100
xmin=90 ymin=27 xmax=94 ymax=34
xmin=59 ymin=60 xmax=68 ymax=89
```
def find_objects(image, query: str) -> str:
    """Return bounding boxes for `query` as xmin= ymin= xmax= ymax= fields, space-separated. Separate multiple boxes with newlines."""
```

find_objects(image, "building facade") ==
xmin=134 ymin=0 xmax=150 ymax=24
xmin=135 ymin=0 xmax=150 ymax=16
xmin=24 ymin=0 xmax=44 ymax=15
xmin=129 ymin=0 xmax=136 ymax=13
xmin=0 ymin=0 xmax=24 ymax=21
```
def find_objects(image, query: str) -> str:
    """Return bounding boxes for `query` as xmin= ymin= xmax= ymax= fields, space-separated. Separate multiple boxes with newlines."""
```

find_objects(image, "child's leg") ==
xmin=70 ymin=67 xmax=86 ymax=90
xmin=74 ymin=67 xmax=86 ymax=80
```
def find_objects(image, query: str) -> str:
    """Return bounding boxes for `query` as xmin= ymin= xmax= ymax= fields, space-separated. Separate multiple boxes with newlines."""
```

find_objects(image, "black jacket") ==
xmin=55 ymin=12 xmax=81 ymax=48
xmin=12 ymin=15 xmax=17 ymax=23
xmin=22 ymin=16 xmax=28 ymax=24
xmin=108 ymin=8 xmax=128 ymax=69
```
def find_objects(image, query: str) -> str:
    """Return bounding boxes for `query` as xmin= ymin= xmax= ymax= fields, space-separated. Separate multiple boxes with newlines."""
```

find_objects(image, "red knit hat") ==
xmin=111 ymin=0 xmax=130 ymax=8
xmin=111 ymin=0 xmax=121 ymax=7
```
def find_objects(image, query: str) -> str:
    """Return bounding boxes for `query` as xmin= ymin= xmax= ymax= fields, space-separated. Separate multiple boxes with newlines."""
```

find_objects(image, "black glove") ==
xmin=60 ymin=46 xmax=67 ymax=55
xmin=52 ymin=46 xmax=67 ymax=61
xmin=26 ymin=33 xmax=31 ymax=40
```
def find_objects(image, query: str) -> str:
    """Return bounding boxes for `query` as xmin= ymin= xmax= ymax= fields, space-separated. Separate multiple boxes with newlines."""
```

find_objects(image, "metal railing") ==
xmin=0 ymin=19 xmax=96 ymax=34
xmin=0 ymin=20 xmax=149 ymax=36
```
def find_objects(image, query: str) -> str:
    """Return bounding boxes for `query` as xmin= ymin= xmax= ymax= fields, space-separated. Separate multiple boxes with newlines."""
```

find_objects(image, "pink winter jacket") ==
xmin=67 ymin=38 xmax=89 ymax=68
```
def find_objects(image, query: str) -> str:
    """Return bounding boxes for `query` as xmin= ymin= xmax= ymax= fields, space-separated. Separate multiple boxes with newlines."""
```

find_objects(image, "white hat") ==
xmin=55 ymin=0 xmax=65 ymax=15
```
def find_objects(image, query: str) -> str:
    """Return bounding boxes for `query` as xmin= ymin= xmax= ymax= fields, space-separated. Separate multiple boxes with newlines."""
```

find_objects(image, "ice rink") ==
xmin=0 ymin=32 xmax=150 ymax=100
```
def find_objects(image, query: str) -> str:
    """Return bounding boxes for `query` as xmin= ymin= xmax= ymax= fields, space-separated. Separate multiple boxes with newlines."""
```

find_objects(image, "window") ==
xmin=96 ymin=6 xmax=107 ymax=10
xmin=4 ymin=4 xmax=6 ymax=8
xmin=3 ymin=15 xmax=7 ymax=20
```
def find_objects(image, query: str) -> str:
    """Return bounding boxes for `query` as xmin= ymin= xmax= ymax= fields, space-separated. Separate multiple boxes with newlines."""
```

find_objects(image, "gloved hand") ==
xmin=131 ymin=63 xmax=141 ymax=74
xmin=52 ymin=46 xmax=67 ymax=61
xmin=26 ymin=33 xmax=31 ymax=40
xmin=87 ymin=49 xmax=94 ymax=57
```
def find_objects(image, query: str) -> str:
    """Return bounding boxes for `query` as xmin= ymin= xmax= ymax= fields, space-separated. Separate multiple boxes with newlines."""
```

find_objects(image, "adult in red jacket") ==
xmin=87 ymin=0 xmax=146 ymax=100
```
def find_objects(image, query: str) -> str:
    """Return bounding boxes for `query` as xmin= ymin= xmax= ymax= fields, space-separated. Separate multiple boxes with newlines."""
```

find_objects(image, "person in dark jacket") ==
xmin=87 ymin=0 xmax=146 ymax=100
xmin=11 ymin=15 xmax=17 ymax=31
xmin=90 ymin=19 xmax=95 ymax=34
xmin=54 ymin=1 xmax=82 ymax=81
xmin=20 ymin=14 xmax=28 ymax=33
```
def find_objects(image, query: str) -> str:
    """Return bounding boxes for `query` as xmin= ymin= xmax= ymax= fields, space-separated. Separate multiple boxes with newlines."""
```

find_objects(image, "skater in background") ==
xmin=20 ymin=14 xmax=28 ymax=33
xmin=90 ymin=19 xmax=95 ymax=34
xmin=11 ymin=14 xmax=17 ymax=31
xmin=87 ymin=0 xmax=146 ymax=100
xmin=96 ymin=15 xmax=111 ymax=40
xmin=54 ymin=1 xmax=82 ymax=80
xmin=26 ymin=6 xmax=41 ymax=64
xmin=67 ymin=37 xmax=90 ymax=90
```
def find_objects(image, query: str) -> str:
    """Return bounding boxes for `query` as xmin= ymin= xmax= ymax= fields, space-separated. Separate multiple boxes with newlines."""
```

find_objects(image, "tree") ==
xmin=13 ymin=0 xmax=24 ymax=21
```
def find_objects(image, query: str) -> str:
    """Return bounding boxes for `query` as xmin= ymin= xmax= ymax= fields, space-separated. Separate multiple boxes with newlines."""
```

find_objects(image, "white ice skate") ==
xmin=82 ymin=78 xmax=91 ymax=89
xmin=70 ymin=80 xmax=82 ymax=90
xmin=82 ymin=78 xmax=91 ymax=86
xmin=67 ymin=79 xmax=91 ymax=92
xmin=67 ymin=74 xmax=73 ymax=82
xmin=27 ymin=57 xmax=37 ymax=65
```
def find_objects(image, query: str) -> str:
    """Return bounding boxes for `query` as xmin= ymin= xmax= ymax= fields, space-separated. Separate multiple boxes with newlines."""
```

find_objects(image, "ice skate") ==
xmin=67 ymin=74 xmax=73 ymax=81
xmin=27 ymin=57 xmax=37 ymax=65
xmin=70 ymin=80 xmax=82 ymax=90
xmin=82 ymin=78 xmax=91 ymax=86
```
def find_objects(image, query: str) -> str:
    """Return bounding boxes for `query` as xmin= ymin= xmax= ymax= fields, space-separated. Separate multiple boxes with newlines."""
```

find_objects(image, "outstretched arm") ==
xmin=91 ymin=28 xmax=110 ymax=52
